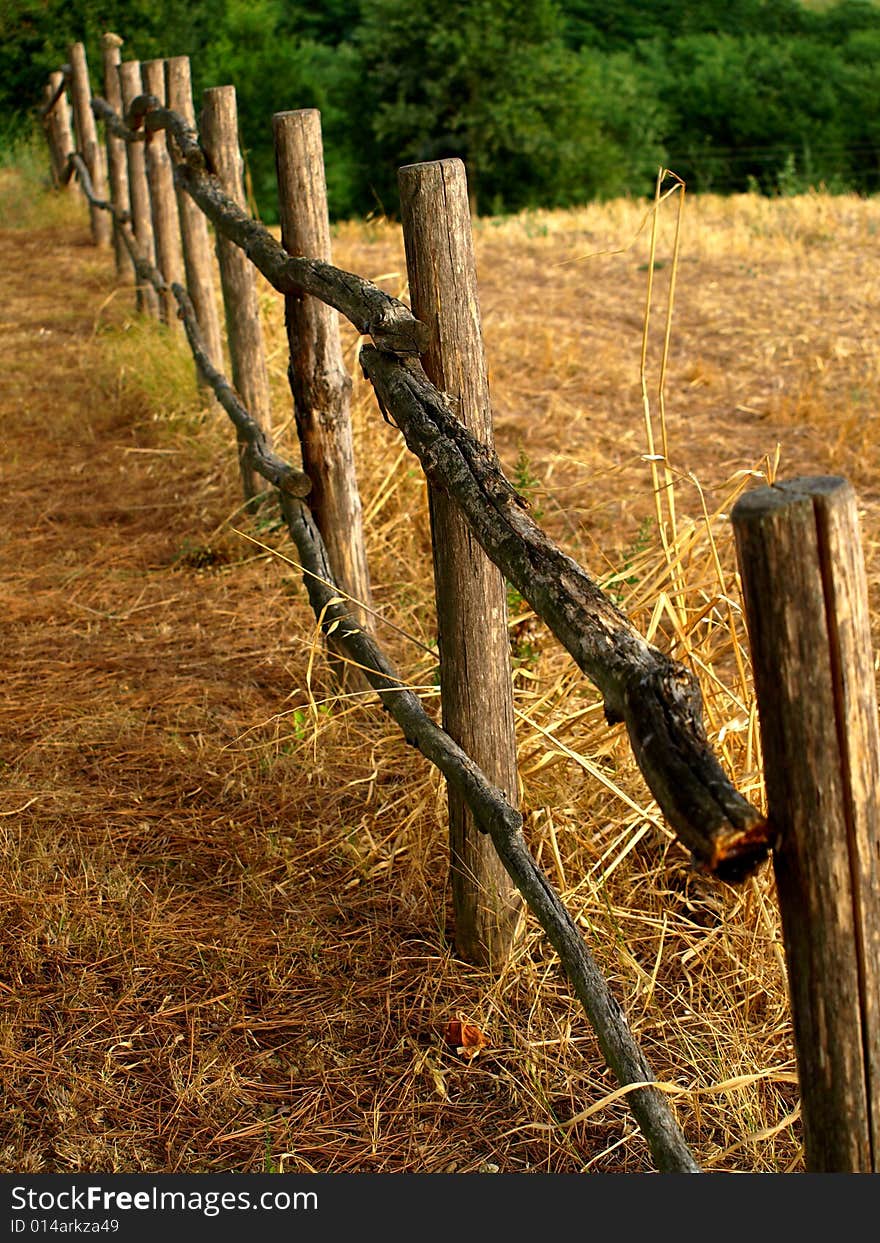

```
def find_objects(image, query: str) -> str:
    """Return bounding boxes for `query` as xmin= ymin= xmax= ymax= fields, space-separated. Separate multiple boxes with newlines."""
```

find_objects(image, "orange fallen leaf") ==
xmin=443 ymin=1016 xmax=489 ymax=1060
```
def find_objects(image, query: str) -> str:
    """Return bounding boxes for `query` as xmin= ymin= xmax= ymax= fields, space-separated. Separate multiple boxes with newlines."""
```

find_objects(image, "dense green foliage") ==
xmin=4 ymin=0 xmax=879 ymax=219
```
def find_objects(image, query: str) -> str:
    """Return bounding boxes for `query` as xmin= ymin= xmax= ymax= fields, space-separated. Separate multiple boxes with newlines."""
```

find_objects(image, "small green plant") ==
xmin=172 ymin=538 xmax=228 ymax=570
xmin=776 ymin=152 xmax=802 ymax=198
xmin=601 ymin=515 xmax=654 ymax=605
xmin=512 ymin=449 xmax=544 ymax=522
xmin=290 ymin=702 xmax=333 ymax=742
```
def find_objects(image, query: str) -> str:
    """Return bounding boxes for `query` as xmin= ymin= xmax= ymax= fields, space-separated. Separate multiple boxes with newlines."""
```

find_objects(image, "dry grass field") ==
xmin=1 ymin=160 xmax=878 ymax=1174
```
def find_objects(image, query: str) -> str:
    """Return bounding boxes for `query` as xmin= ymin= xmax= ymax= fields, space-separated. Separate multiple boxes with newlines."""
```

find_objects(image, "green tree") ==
xmin=0 ymin=0 xmax=225 ymax=123
xmin=196 ymin=0 xmax=367 ymax=220
xmin=352 ymin=0 xmax=666 ymax=214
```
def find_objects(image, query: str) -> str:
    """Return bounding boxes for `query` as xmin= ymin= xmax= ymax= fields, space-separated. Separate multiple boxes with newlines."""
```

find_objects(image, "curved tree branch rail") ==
xmin=59 ymin=149 xmax=699 ymax=1172
xmin=84 ymin=93 xmax=772 ymax=881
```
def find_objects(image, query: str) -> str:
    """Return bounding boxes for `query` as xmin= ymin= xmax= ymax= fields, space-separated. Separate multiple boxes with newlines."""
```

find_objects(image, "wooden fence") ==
xmin=38 ymin=36 xmax=880 ymax=1174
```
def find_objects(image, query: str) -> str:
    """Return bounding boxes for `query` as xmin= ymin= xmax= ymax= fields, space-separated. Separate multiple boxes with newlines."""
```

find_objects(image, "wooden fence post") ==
xmin=118 ymin=60 xmax=159 ymax=318
xmin=201 ymin=85 xmax=273 ymax=504
xmin=101 ymin=34 xmax=131 ymax=278
xmin=68 ymin=42 xmax=112 ymax=248
xmin=732 ymin=475 xmax=880 ymax=1172
xmin=398 ymin=158 xmax=521 ymax=966
xmin=165 ymin=56 xmax=224 ymax=377
xmin=142 ymin=59 xmax=184 ymax=328
xmin=43 ymin=72 xmax=76 ymax=193
xmin=273 ymin=109 xmax=372 ymax=629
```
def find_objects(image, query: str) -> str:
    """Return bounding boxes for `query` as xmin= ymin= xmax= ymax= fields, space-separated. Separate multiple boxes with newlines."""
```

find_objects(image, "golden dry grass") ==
xmin=1 ymin=164 xmax=878 ymax=1174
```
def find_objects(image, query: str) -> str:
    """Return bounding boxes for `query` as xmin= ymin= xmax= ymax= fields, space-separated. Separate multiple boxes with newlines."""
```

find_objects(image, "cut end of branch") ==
xmin=623 ymin=662 xmax=769 ymax=881
xmin=705 ymin=818 xmax=777 ymax=883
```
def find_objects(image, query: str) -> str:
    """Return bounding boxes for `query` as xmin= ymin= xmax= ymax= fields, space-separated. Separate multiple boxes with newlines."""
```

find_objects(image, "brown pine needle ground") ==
xmin=2 ymin=163 xmax=878 ymax=1174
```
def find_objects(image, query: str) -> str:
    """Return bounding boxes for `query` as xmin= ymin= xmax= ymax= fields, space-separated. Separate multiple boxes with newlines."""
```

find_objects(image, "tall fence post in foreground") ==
xmin=165 ymin=56 xmax=224 ymax=378
xmin=398 ymin=158 xmax=522 ymax=966
xmin=142 ymin=59 xmax=184 ymax=329
xmin=101 ymin=33 xmax=131 ymax=278
xmin=43 ymin=71 xmax=76 ymax=191
xmin=732 ymin=475 xmax=880 ymax=1172
xmin=68 ymin=42 xmax=111 ymax=248
xmin=273 ymin=109 xmax=372 ymax=631
xmin=118 ymin=60 xmax=159 ymax=318
xmin=201 ymin=85 xmax=273 ymax=504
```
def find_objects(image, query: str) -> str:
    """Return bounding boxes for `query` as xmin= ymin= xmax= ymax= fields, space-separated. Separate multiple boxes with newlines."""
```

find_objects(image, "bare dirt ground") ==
xmin=1 ymin=175 xmax=878 ymax=1174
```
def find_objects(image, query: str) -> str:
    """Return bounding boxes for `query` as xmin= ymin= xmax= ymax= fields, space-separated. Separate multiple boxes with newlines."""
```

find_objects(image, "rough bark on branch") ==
xmin=360 ymin=348 xmax=772 ymax=880
xmin=92 ymin=96 xmax=426 ymax=354
xmin=91 ymin=96 xmax=145 ymax=142
xmin=62 ymin=152 xmax=115 ymax=214
xmin=174 ymin=159 xmax=427 ymax=354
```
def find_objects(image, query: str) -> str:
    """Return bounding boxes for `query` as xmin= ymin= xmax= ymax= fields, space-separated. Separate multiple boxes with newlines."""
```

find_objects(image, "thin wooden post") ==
xmin=398 ymin=158 xmax=521 ymax=966
xmin=43 ymin=72 xmax=76 ymax=191
xmin=201 ymin=85 xmax=273 ymax=504
xmin=165 ymin=56 xmax=224 ymax=377
xmin=732 ymin=476 xmax=880 ymax=1172
xmin=101 ymin=34 xmax=130 ymax=277
xmin=142 ymin=59 xmax=184 ymax=328
xmin=67 ymin=42 xmax=111 ymax=248
xmin=118 ymin=60 xmax=159 ymax=318
xmin=273 ymin=109 xmax=372 ymax=628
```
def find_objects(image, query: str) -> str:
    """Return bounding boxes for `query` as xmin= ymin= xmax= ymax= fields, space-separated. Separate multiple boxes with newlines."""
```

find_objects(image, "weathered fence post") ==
xmin=101 ymin=34 xmax=131 ymax=278
xmin=142 ymin=59 xmax=184 ymax=328
xmin=273 ymin=109 xmax=372 ymax=630
xmin=68 ymin=42 xmax=112 ymax=248
xmin=398 ymin=158 xmax=522 ymax=966
xmin=732 ymin=475 xmax=880 ymax=1172
xmin=201 ymin=85 xmax=273 ymax=504
xmin=43 ymin=71 xmax=76 ymax=191
xmin=118 ymin=60 xmax=159 ymax=318
xmin=165 ymin=56 xmax=224 ymax=378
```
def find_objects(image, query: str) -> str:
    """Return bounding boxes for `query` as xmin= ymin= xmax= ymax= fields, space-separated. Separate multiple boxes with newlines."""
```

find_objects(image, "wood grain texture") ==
xmin=732 ymin=476 xmax=880 ymax=1171
xmin=399 ymin=159 xmax=521 ymax=966
xmin=164 ymin=57 xmax=224 ymax=378
xmin=142 ymin=60 xmax=184 ymax=327
xmin=201 ymin=86 xmax=273 ymax=503
xmin=273 ymin=110 xmax=372 ymax=630
xmin=68 ymin=43 xmax=111 ymax=247
xmin=117 ymin=62 xmax=159 ymax=318
xmin=101 ymin=35 xmax=130 ymax=276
